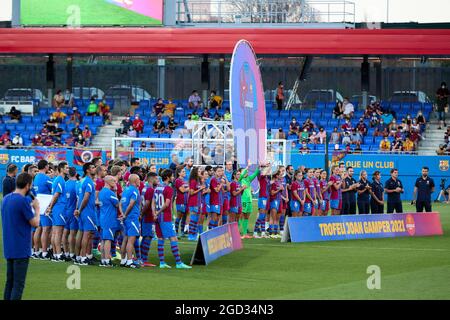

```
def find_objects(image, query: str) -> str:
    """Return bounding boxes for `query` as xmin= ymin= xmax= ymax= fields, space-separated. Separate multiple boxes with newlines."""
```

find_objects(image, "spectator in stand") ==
xmin=330 ymin=127 xmax=341 ymax=144
xmin=275 ymin=128 xmax=286 ymax=140
xmin=333 ymin=101 xmax=344 ymax=119
xmin=164 ymin=99 xmax=176 ymax=118
xmin=436 ymin=81 xmax=449 ymax=129
xmin=200 ymin=108 xmax=211 ymax=120
xmin=380 ymin=110 xmax=394 ymax=128
xmin=98 ymin=99 xmax=112 ymax=125
xmin=370 ymin=112 xmax=379 ymax=128
xmin=153 ymin=118 xmax=166 ymax=134
xmin=82 ymin=125 xmax=92 ymax=146
xmin=153 ymin=98 xmax=165 ymax=116
xmin=317 ymin=127 xmax=326 ymax=144
xmin=342 ymin=131 xmax=351 ymax=145
xmin=68 ymin=107 xmax=82 ymax=125
xmin=52 ymin=107 xmax=67 ymax=123
xmin=403 ymin=137 xmax=415 ymax=153
xmin=436 ymin=144 xmax=447 ymax=155
xmin=300 ymin=128 xmax=309 ymax=142
xmin=53 ymin=90 xmax=65 ymax=108
xmin=120 ymin=115 xmax=132 ymax=135
xmin=51 ymin=123 xmax=64 ymax=145
xmin=341 ymin=118 xmax=353 ymax=132
xmin=149 ymin=142 xmax=156 ymax=151
xmin=416 ymin=110 xmax=426 ymax=132
xmin=276 ymin=82 xmax=284 ymax=110
xmin=374 ymin=119 xmax=388 ymax=137
xmin=309 ymin=131 xmax=318 ymax=144
xmin=379 ymin=137 xmax=390 ymax=152
xmin=31 ymin=134 xmax=42 ymax=146
xmin=132 ymin=114 xmax=144 ymax=134
xmin=409 ymin=128 xmax=421 ymax=149
xmin=410 ymin=119 xmax=421 ymax=134
xmin=391 ymin=137 xmax=403 ymax=152
xmin=350 ymin=129 xmax=362 ymax=145
xmin=0 ymin=130 xmax=12 ymax=146
xmin=343 ymin=97 xmax=354 ymax=119
xmin=75 ymin=134 xmax=86 ymax=147
xmin=364 ymin=103 xmax=375 ymax=119
xmin=302 ymin=118 xmax=315 ymax=132
xmin=46 ymin=116 xmax=58 ymax=132
xmin=267 ymin=129 xmax=273 ymax=140
xmin=209 ymin=90 xmax=223 ymax=110
xmin=64 ymin=89 xmax=74 ymax=107
xmin=188 ymin=90 xmax=202 ymax=109
xmin=353 ymin=141 xmax=362 ymax=154
xmin=167 ymin=117 xmax=178 ymax=134
xmin=40 ymin=125 xmax=50 ymax=139
xmin=127 ymin=127 xmax=137 ymax=138
xmin=71 ymin=122 xmax=82 ymax=138
xmin=12 ymin=133 xmax=23 ymax=147
xmin=8 ymin=106 xmax=22 ymax=122
xmin=223 ymin=108 xmax=231 ymax=121
xmin=299 ymin=141 xmax=310 ymax=154
xmin=288 ymin=117 xmax=300 ymax=136
xmin=356 ymin=118 xmax=368 ymax=136
xmin=86 ymin=99 xmax=99 ymax=116
xmin=139 ymin=141 xmax=147 ymax=151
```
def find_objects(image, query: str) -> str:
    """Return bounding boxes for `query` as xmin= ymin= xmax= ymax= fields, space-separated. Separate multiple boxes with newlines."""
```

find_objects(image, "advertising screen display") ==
xmin=21 ymin=0 xmax=163 ymax=26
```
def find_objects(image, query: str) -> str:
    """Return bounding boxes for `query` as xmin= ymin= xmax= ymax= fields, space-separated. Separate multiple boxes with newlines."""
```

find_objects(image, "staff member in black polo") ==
xmin=369 ymin=171 xmax=384 ymax=214
xmin=384 ymin=168 xmax=404 ymax=213
xmin=357 ymin=170 xmax=371 ymax=214
xmin=2 ymin=164 xmax=18 ymax=197
xmin=412 ymin=166 xmax=435 ymax=212
xmin=341 ymin=166 xmax=359 ymax=214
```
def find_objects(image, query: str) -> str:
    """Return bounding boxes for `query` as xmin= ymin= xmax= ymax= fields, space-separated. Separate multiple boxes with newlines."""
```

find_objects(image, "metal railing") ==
xmin=176 ymin=0 xmax=355 ymax=26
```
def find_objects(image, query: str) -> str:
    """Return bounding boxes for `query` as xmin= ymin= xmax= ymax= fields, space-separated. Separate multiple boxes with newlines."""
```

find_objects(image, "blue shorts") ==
xmin=141 ymin=221 xmax=154 ymax=238
xmin=124 ymin=217 xmax=140 ymax=237
xmin=314 ymin=202 xmax=319 ymax=210
xmin=258 ymin=197 xmax=268 ymax=210
xmin=304 ymin=203 xmax=312 ymax=215
xmin=230 ymin=207 xmax=239 ymax=214
xmin=101 ymin=227 xmax=118 ymax=241
xmin=321 ymin=200 xmax=328 ymax=211
xmin=270 ymin=200 xmax=280 ymax=211
xmin=79 ymin=210 xmax=98 ymax=232
xmin=52 ymin=209 xmax=68 ymax=227
xmin=188 ymin=206 xmax=199 ymax=214
xmin=330 ymin=199 xmax=340 ymax=210
xmin=176 ymin=204 xmax=186 ymax=213
xmin=290 ymin=201 xmax=301 ymax=212
xmin=208 ymin=204 xmax=221 ymax=214
xmin=155 ymin=221 xmax=176 ymax=239
xmin=40 ymin=215 xmax=53 ymax=227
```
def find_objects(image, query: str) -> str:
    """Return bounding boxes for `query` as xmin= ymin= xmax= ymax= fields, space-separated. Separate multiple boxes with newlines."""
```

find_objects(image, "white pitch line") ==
xmin=242 ymin=242 xmax=450 ymax=252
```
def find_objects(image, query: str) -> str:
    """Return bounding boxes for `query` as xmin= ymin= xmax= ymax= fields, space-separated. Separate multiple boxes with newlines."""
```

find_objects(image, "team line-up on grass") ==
xmin=14 ymin=154 xmax=431 ymax=269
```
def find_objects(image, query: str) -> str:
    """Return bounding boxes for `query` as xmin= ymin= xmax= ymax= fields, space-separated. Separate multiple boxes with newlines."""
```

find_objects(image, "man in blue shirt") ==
xmin=120 ymin=174 xmax=141 ymax=268
xmin=33 ymin=159 xmax=53 ymax=260
xmin=74 ymin=162 xmax=97 ymax=266
xmin=46 ymin=161 xmax=69 ymax=262
xmin=99 ymin=176 xmax=122 ymax=267
xmin=2 ymin=173 xmax=40 ymax=300
xmin=63 ymin=167 xmax=79 ymax=261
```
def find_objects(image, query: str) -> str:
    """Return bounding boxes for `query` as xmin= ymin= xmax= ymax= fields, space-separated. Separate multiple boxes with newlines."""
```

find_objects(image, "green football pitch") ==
xmin=1 ymin=202 xmax=449 ymax=300
xmin=21 ymin=0 xmax=161 ymax=26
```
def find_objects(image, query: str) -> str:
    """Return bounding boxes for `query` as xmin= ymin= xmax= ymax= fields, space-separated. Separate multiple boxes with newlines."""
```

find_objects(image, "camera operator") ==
xmin=412 ymin=167 xmax=435 ymax=212
xmin=436 ymin=144 xmax=448 ymax=155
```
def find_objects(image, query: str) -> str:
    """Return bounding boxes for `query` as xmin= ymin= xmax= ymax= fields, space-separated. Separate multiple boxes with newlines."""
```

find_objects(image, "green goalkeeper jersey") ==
xmin=239 ymin=167 xmax=260 ymax=203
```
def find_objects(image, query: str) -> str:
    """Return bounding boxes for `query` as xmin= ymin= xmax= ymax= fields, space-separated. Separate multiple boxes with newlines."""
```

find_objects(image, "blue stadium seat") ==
xmin=0 ymin=124 xmax=5 ymax=132
xmin=15 ymin=124 xmax=26 ymax=131
xmin=317 ymin=120 xmax=327 ymax=128
xmin=290 ymin=110 xmax=301 ymax=118
xmin=401 ymin=103 xmax=411 ymax=111
xmin=83 ymin=117 xmax=93 ymax=124
xmin=274 ymin=119 xmax=285 ymax=127
xmin=139 ymin=100 xmax=150 ymax=109
xmin=25 ymin=124 xmax=36 ymax=132
xmin=390 ymin=102 xmax=401 ymax=111
xmin=322 ymin=110 xmax=333 ymax=118
xmin=22 ymin=116 xmax=32 ymax=123
xmin=412 ymin=102 xmax=422 ymax=112
xmin=159 ymin=133 xmax=170 ymax=139
xmin=328 ymin=119 xmax=338 ymax=128
xmin=74 ymin=99 xmax=83 ymax=107
xmin=287 ymin=134 xmax=298 ymax=140
xmin=266 ymin=120 xmax=275 ymax=128
xmin=5 ymin=124 xmax=16 ymax=131
xmin=423 ymin=103 xmax=433 ymax=112
xmin=374 ymin=136 xmax=383 ymax=145
xmin=300 ymin=111 xmax=311 ymax=119
xmin=38 ymin=109 xmax=48 ymax=116
xmin=326 ymin=102 xmax=335 ymax=110
xmin=361 ymin=145 xmax=370 ymax=152
xmin=93 ymin=116 xmax=103 ymax=125
xmin=222 ymin=101 xmax=230 ymax=108
xmin=280 ymin=110 xmax=290 ymax=118
xmin=316 ymin=144 xmax=325 ymax=152
xmin=316 ymin=102 xmax=326 ymax=110
xmin=311 ymin=111 xmax=321 ymax=119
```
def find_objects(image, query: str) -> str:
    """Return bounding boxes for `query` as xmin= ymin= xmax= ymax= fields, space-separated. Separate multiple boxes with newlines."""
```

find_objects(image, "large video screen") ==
xmin=21 ymin=0 xmax=163 ymax=26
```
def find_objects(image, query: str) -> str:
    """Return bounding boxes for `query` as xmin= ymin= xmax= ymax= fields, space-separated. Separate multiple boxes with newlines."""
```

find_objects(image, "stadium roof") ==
xmin=1 ymin=28 xmax=450 ymax=55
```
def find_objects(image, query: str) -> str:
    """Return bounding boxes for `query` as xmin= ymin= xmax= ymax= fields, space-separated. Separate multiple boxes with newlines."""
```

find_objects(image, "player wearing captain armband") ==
xmin=238 ymin=160 xmax=259 ymax=238
xmin=229 ymin=170 xmax=246 ymax=223
xmin=303 ymin=168 xmax=318 ymax=217
xmin=319 ymin=170 xmax=332 ymax=216
xmin=290 ymin=170 xmax=306 ymax=217
xmin=187 ymin=167 xmax=205 ymax=241
xmin=174 ymin=168 xmax=189 ymax=236
xmin=152 ymin=170 xmax=191 ymax=269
